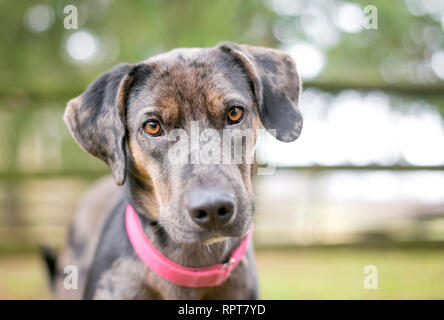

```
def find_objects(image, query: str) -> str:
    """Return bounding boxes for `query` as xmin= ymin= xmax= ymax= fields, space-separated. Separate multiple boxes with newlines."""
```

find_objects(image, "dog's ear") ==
xmin=64 ymin=63 xmax=139 ymax=185
xmin=218 ymin=43 xmax=303 ymax=142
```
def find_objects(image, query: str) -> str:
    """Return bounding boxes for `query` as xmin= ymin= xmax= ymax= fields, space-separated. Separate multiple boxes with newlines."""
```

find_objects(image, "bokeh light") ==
xmin=23 ymin=4 xmax=55 ymax=33
xmin=301 ymin=6 xmax=340 ymax=48
xmin=265 ymin=0 xmax=304 ymax=16
xmin=284 ymin=41 xmax=326 ymax=80
xmin=335 ymin=2 xmax=364 ymax=33
xmin=396 ymin=106 xmax=444 ymax=165
xmin=431 ymin=50 xmax=444 ymax=80
xmin=65 ymin=31 xmax=100 ymax=63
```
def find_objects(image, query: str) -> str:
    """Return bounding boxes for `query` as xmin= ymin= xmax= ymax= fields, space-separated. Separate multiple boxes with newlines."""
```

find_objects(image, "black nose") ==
xmin=187 ymin=188 xmax=235 ymax=229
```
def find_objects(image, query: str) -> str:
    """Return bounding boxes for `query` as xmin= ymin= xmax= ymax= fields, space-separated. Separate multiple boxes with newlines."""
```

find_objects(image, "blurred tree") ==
xmin=0 ymin=0 xmax=443 ymax=175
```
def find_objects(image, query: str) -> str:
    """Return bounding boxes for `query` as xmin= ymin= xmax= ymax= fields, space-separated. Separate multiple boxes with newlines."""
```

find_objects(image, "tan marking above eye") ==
xmin=227 ymin=107 xmax=243 ymax=123
xmin=144 ymin=120 xmax=162 ymax=136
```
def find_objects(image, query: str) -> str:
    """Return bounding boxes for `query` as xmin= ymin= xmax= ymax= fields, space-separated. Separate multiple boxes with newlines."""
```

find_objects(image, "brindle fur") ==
xmin=55 ymin=43 xmax=302 ymax=299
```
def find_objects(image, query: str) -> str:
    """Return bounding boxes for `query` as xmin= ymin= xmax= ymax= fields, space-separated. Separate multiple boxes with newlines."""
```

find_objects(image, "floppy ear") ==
xmin=218 ymin=43 xmax=303 ymax=142
xmin=64 ymin=63 xmax=137 ymax=185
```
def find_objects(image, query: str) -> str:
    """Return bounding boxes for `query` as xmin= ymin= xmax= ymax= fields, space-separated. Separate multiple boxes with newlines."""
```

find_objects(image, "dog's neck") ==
xmin=123 ymin=174 xmax=241 ymax=268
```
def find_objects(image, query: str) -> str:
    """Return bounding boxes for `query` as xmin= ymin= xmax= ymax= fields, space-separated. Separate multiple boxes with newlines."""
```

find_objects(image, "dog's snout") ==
xmin=187 ymin=188 xmax=235 ymax=229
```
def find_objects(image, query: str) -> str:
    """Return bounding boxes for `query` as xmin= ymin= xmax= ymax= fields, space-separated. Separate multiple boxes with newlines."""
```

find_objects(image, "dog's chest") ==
xmin=93 ymin=254 xmax=256 ymax=299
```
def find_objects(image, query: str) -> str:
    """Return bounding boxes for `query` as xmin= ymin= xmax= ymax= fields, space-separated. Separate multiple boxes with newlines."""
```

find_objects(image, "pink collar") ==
xmin=125 ymin=204 xmax=253 ymax=288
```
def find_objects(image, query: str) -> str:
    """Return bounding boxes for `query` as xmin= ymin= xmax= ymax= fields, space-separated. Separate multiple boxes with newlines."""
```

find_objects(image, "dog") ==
xmin=46 ymin=43 xmax=303 ymax=299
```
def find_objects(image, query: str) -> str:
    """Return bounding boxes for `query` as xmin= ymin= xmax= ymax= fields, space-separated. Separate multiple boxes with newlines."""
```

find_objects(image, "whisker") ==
xmin=205 ymin=244 xmax=212 ymax=255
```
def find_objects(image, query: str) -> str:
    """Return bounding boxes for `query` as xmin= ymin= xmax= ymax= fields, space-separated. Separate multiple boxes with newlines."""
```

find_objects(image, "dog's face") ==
xmin=64 ymin=43 xmax=302 ymax=244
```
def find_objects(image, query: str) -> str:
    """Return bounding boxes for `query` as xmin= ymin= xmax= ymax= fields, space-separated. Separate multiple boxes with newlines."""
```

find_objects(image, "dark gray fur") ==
xmin=55 ymin=43 xmax=302 ymax=299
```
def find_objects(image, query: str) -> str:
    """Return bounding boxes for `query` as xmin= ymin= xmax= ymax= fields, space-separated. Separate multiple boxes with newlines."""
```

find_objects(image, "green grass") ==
xmin=0 ymin=254 xmax=51 ymax=299
xmin=1 ymin=248 xmax=444 ymax=299
xmin=257 ymin=248 xmax=444 ymax=299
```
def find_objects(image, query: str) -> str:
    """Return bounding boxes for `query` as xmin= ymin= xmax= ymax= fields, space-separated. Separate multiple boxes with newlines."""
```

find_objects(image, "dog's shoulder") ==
xmin=54 ymin=175 xmax=123 ymax=299
xmin=71 ymin=175 xmax=122 ymax=235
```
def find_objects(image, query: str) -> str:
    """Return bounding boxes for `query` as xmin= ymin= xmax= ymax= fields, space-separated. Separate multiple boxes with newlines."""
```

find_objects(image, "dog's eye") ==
xmin=143 ymin=120 xmax=162 ymax=136
xmin=227 ymin=107 xmax=244 ymax=124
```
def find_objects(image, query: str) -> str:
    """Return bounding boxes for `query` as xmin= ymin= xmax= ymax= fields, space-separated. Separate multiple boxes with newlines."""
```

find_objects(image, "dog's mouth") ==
xmin=201 ymin=235 xmax=229 ymax=245
xmin=162 ymin=222 xmax=251 ymax=245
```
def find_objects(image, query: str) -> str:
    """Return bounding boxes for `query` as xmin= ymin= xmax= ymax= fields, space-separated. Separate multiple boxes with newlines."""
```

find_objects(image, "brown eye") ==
xmin=143 ymin=120 xmax=162 ymax=136
xmin=227 ymin=107 xmax=244 ymax=124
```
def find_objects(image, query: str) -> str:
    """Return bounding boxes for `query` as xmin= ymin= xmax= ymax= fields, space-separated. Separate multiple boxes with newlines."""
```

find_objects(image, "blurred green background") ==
xmin=1 ymin=0 xmax=444 ymax=299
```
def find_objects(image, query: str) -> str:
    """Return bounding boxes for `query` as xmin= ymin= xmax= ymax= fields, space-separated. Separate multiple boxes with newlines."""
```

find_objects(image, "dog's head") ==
xmin=64 ymin=43 xmax=302 ymax=244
